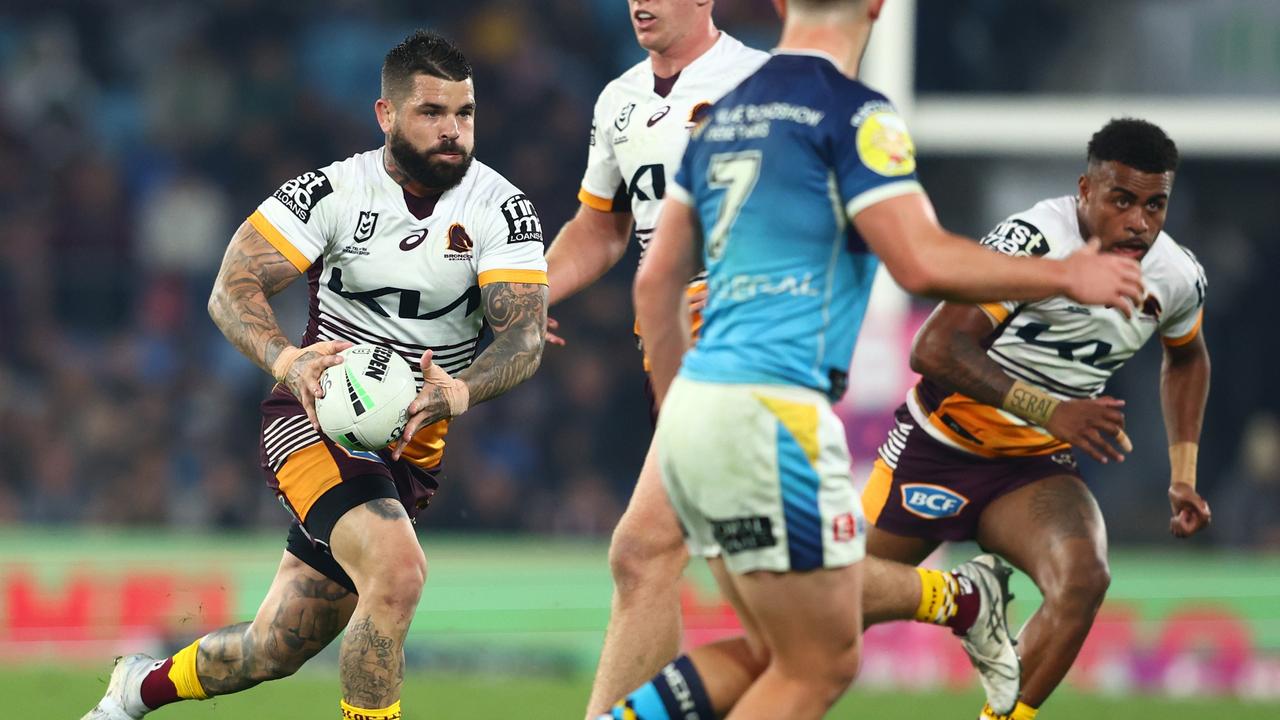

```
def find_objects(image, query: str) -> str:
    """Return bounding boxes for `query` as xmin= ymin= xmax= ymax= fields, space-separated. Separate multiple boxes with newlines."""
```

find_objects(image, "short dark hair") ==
xmin=1087 ymin=118 xmax=1179 ymax=174
xmin=382 ymin=30 xmax=472 ymax=100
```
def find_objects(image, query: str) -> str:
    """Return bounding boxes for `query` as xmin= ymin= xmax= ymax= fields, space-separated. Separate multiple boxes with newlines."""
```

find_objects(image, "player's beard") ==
xmin=387 ymin=127 xmax=473 ymax=192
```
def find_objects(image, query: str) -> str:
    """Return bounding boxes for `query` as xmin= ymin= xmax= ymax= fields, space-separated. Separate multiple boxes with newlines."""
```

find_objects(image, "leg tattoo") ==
xmin=339 ymin=614 xmax=403 ymax=708
xmin=197 ymin=576 xmax=351 ymax=695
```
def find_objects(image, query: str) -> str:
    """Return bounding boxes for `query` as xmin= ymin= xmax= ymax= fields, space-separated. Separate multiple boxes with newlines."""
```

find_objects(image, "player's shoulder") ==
xmin=703 ymin=32 xmax=770 ymax=72
xmin=980 ymin=196 xmax=1080 ymax=259
xmin=463 ymin=159 xmax=538 ymax=212
xmin=320 ymin=148 xmax=382 ymax=188
xmin=596 ymin=59 xmax=652 ymax=106
xmin=1145 ymin=232 xmax=1207 ymax=291
xmin=460 ymin=160 xmax=543 ymax=243
xmin=266 ymin=148 xmax=378 ymax=225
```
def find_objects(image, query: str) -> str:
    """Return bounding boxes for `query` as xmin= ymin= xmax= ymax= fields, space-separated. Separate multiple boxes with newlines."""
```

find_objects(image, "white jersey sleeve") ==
xmin=475 ymin=189 xmax=549 ymax=287
xmin=577 ymin=86 xmax=630 ymax=214
xmin=249 ymin=164 xmax=344 ymax=272
xmin=1157 ymin=243 xmax=1207 ymax=345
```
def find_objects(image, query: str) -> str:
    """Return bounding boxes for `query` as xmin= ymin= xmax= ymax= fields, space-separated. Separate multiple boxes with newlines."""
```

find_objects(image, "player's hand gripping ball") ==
xmin=315 ymin=344 xmax=416 ymax=451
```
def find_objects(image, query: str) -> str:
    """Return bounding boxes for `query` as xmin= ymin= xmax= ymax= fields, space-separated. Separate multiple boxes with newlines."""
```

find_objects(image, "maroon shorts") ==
xmin=260 ymin=385 xmax=438 ymax=590
xmin=861 ymin=405 xmax=1083 ymax=542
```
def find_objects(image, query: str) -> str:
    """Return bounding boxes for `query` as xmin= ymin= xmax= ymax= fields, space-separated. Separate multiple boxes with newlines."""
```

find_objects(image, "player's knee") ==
xmin=1046 ymin=556 xmax=1110 ymax=616
xmin=826 ymin=643 xmax=862 ymax=692
xmin=776 ymin=640 xmax=861 ymax=705
xmin=607 ymin=518 xmax=686 ymax=593
xmin=358 ymin=544 xmax=428 ymax=613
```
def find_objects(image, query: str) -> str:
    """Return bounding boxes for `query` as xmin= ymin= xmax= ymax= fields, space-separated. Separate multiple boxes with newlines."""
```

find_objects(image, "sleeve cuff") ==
xmin=248 ymin=210 xmax=312 ymax=273
xmin=578 ymin=187 xmax=616 ymax=212
xmin=979 ymin=302 xmax=1011 ymax=324
xmin=845 ymin=180 xmax=924 ymax=221
xmin=478 ymin=269 xmax=549 ymax=287
xmin=1161 ymin=310 xmax=1203 ymax=347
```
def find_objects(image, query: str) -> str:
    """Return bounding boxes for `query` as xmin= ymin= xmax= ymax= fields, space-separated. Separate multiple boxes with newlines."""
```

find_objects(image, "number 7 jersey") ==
xmin=908 ymin=194 xmax=1207 ymax=458
xmin=671 ymin=51 xmax=924 ymax=400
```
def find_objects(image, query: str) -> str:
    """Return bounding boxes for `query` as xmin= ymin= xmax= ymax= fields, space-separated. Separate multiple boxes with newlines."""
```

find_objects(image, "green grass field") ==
xmin=12 ymin=666 xmax=1280 ymax=719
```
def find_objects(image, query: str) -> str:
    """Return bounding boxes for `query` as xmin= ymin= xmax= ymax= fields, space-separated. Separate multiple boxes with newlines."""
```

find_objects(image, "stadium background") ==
xmin=1 ymin=0 xmax=1278 ymax=717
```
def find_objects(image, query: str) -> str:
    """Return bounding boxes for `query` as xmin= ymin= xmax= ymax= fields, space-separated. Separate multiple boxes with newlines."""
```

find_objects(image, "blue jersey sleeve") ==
xmin=832 ymin=98 xmax=924 ymax=221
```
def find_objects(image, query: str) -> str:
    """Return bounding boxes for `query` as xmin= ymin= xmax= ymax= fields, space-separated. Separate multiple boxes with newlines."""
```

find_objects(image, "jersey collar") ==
xmin=771 ymin=48 xmax=841 ymax=71
xmin=649 ymin=31 xmax=732 ymax=95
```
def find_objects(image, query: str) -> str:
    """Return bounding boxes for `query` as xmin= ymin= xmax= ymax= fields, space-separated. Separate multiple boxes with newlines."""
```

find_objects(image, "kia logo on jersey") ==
xmin=901 ymin=484 xmax=969 ymax=519
xmin=647 ymin=105 xmax=670 ymax=127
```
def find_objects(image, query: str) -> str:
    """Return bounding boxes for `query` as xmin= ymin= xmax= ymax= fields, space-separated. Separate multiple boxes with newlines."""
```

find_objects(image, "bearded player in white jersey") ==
xmin=860 ymin=118 xmax=1211 ymax=720
xmin=83 ymin=31 xmax=548 ymax=720
xmin=548 ymin=2 xmax=1071 ymax=717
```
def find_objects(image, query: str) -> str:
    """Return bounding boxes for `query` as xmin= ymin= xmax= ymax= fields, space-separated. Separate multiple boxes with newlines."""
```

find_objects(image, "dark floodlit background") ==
xmin=1 ymin=1 xmax=1277 ymax=716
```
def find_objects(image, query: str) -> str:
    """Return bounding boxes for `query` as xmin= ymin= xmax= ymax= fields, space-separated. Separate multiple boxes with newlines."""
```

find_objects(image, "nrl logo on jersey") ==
xmin=353 ymin=211 xmax=379 ymax=242
xmin=615 ymin=102 xmax=636 ymax=131
xmin=501 ymin=194 xmax=543 ymax=244
xmin=273 ymin=170 xmax=333 ymax=223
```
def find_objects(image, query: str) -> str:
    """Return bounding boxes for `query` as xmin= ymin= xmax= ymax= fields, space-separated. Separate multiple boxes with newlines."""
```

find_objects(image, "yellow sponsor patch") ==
xmin=856 ymin=110 xmax=917 ymax=177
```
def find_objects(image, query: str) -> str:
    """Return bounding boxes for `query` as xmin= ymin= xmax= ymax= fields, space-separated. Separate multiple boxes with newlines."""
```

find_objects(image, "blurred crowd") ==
xmin=0 ymin=0 xmax=1276 ymax=548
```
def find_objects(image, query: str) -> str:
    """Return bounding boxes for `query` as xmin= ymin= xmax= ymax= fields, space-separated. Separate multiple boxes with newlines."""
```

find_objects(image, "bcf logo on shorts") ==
xmin=901 ymin=483 xmax=969 ymax=519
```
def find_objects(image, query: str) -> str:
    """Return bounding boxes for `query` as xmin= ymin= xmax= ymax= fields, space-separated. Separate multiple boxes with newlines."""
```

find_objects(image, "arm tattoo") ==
xmin=926 ymin=324 xmax=1015 ymax=408
xmin=208 ymin=221 xmax=303 ymax=374
xmin=458 ymin=282 xmax=548 ymax=406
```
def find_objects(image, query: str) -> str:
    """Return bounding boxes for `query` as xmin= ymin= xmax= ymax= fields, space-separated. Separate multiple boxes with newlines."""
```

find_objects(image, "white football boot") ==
xmin=952 ymin=554 xmax=1021 ymax=716
xmin=81 ymin=653 xmax=156 ymax=720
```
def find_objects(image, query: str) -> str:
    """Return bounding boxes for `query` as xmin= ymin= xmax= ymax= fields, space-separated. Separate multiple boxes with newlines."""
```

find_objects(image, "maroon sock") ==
xmin=946 ymin=571 xmax=982 ymax=636
xmin=139 ymin=657 xmax=181 ymax=709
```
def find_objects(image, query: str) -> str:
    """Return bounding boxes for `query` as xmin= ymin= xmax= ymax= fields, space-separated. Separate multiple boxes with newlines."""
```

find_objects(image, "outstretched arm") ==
xmin=394 ymin=281 xmax=548 ymax=456
xmin=912 ymin=302 xmax=1129 ymax=463
xmin=1161 ymin=331 xmax=1212 ymax=537
xmin=855 ymin=193 xmax=1144 ymax=312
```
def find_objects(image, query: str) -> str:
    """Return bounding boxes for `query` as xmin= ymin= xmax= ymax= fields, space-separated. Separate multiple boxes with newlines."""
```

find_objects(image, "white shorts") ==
xmin=655 ymin=377 xmax=867 ymax=574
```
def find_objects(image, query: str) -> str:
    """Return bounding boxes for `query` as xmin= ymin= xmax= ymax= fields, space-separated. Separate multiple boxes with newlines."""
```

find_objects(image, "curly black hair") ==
xmin=1087 ymin=118 xmax=1179 ymax=174
xmin=382 ymin=30 xmax=472 ymax=100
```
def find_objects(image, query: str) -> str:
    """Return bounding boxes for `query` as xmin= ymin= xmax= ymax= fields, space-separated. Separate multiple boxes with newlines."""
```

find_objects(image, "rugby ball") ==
xmin=315 ymin=344 xmax=416 ymax=452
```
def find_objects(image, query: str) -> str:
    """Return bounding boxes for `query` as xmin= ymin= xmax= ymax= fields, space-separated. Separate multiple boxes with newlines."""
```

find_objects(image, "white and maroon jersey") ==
xmin=906 ymin=195 xmax=1207 ymax=458
xmin=249 ymin=148 xmax=547 ymax=467
xmin=578 ymin=32 xmax=768 ymax=269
